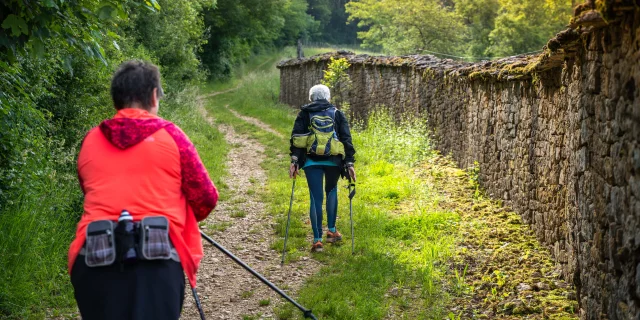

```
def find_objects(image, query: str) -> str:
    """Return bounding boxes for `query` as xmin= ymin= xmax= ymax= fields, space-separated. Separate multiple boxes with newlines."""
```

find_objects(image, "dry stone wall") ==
xmin=278 ymin=2 xmax=640 ymax=319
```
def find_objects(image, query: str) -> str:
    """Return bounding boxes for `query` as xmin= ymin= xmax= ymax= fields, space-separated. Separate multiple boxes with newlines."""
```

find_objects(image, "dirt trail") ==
xmin=181 ymin=96 xmax=319 ymax=319
xmin=225 ymin=105 xmax=284 ymax=139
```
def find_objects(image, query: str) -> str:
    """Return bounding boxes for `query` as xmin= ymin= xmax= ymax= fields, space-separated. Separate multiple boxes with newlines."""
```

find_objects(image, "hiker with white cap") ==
xmin=289 ymin=84 xmax=356 ymax=252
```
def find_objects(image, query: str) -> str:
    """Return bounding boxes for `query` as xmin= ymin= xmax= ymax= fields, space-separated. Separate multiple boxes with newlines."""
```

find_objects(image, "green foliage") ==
xmin=455 ymin=0 xmax=501 ymax=58
xmin=200 ymin=0 xmax=305 ymax=80
xmin=484 ymin=0 xmax=572 ymax=57
xmin=280 ymin=0 xmax=319 ymax=45
xmin=307 ymin=0 xmax=360 ymax=45
xmin=198 ymin=0 xmax=360 ymax=81
xmin=307 ymin=0 xmax=333 ymax=28
xmin=346 ymin=0 xmax=466 ymax=55
xmin=259 ymin=299 xmax=271 ymax=306
xmin=0 ymin=0 xmax=156 ymax=63
xmin=345 ymin=0 xmax=573 ymax=59
xmin=127 ymin=0 xmax=213 ymax=91
xmin=321 ymin=57 xmax=351 ymax=108
xmin=321 ymin=57 xmax=350 ymax=89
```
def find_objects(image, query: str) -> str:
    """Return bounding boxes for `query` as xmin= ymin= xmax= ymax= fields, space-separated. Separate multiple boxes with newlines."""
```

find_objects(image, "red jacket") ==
xmin=68 ymin=108 xmax=218 ymax=287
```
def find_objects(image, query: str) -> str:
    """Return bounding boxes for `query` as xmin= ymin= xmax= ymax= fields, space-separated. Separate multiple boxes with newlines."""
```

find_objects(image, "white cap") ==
xmin=309 ymin=84 xmax=330 ymax=102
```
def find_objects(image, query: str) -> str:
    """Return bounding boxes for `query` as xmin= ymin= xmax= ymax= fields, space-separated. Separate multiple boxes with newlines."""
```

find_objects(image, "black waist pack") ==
xmin=83 ymin=216 xmax=178 ymax=267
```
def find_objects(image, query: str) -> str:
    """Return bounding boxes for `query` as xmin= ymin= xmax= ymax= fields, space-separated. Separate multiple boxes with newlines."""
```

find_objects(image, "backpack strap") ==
xmin=329 ymin=107 xmax=341 ymax=140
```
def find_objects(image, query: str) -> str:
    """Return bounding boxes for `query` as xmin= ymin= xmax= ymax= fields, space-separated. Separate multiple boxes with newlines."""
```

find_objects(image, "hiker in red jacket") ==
xmin=68 ymin=60 xmax=218 ymax=319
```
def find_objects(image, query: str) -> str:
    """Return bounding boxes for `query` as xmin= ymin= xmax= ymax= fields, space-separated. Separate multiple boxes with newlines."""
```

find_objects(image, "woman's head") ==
xmin=111 ymin=60 xmax=164 ymax=114
xmin=309 ymin=84 xmax=330 ymax=102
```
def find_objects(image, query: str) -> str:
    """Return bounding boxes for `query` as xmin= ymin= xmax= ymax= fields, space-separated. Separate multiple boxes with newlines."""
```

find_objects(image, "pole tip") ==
xmin=303 ymin=310 xmax=318 ymax=319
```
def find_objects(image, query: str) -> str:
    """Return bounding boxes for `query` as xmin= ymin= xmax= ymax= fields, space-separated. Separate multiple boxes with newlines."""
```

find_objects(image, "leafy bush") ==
xmin=321 ymin=57 xmax=351 ymax=109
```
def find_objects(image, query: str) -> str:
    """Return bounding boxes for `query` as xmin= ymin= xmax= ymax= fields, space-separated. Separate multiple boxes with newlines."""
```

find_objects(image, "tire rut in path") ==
xmin=181 ymin=101 xmax=319 ymax=319
xmin=225 ymin=105 xmax=284 ymax=139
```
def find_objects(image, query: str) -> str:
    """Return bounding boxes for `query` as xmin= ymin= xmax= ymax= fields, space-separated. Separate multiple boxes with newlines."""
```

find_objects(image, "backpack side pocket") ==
xmin=140 ymin=216 xmax=171 ymax=260
xmin=292 ymin=133 xmax=311 ymax=148
xmin=85 ymin=220 xmax=116 ymax=267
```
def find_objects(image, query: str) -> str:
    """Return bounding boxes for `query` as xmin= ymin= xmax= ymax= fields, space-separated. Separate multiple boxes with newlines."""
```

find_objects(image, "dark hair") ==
xmin=110 ymin=60 xmax=164 ymax=110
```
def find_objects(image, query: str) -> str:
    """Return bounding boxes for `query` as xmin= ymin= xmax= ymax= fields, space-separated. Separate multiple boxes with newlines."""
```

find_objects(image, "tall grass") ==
xmin=199 ymin=57 xmax=459 ymax=319
xmin=0 ymin=145 xmax=82 ymax=318
xmin=353 ymin=111 xmax=433 ymax=166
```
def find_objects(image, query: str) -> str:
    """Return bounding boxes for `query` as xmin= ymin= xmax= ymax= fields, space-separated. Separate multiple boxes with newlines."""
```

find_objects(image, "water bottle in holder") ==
xmin=115 ymin=209 xmax=137 ymax=263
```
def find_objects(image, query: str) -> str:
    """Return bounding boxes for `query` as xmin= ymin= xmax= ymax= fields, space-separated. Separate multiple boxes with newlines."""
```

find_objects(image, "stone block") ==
xmin=578 ymin=147 xmax=589 ymax=173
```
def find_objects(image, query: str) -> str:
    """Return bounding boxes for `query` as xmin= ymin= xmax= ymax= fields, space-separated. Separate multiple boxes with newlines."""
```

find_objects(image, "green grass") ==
xmin=230 ymin=209 xmax=247 ymax=218
xmin=0 ymin=177 xmax=81 ymax=319
xmin=200 ymin=51 xmax=283 ymax=94
xmin=199 ymin=50 xmax=459 ymax=319
xmin=259 ymin=299 xmax=271 ymax=306
xmin=241 ymin=290 xmax=254 ymax=299
xmin=210 ymin=221 xmax=233 ymax=233
xmin=242 ymin=314 xmax=262 ymax=320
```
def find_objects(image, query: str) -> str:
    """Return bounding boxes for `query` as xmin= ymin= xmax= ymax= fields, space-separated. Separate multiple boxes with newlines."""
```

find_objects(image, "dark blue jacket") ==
xmin=289 ymin=99 xmax=356 ymax=168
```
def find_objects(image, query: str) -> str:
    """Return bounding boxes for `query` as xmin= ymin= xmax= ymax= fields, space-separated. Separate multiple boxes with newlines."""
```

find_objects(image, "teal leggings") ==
xmin=303 ymin=165 xmax=340 ymax=241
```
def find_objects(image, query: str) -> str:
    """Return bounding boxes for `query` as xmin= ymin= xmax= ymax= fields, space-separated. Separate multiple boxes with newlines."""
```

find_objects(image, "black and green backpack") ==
xmin=292 ymin=107 xmax=345 ymax=158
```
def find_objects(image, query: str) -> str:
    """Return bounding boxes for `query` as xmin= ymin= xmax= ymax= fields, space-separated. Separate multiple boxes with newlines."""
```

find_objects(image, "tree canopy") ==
xmin=345 ymin=0 xmax=573 ymax=59
xmin=346 ymin=0 xmax=465 ymax=54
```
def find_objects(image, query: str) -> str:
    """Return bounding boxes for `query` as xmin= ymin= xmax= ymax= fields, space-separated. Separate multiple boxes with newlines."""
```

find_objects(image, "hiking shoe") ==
xmin=326 ymin=230 xmax=342 ymax=243
xmin=311 ymin=241 xmax=324 ymax=252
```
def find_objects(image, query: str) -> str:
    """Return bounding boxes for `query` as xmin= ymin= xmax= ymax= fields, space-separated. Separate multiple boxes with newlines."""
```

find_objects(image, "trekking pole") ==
xmin=200 ymin=231 xmax=318 ymax=320
xmin=191 ymin=286 xmax=206 ymax=320
xmin=347 ymin=177 xmax=356 ymax=255
xmin=281 ymin=178 xmax=296 ymax=265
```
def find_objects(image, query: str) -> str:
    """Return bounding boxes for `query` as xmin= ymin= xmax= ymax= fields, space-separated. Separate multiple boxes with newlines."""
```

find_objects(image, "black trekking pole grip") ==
xmin=346 ymin=173 xmax=356 ymax=199
xmin=200 ymin=230 xmax=318 ymax=319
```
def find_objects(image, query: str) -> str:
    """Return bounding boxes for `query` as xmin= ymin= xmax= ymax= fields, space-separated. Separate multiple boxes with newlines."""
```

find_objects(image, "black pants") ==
xmin=71 ymin=256 xmax=185 ymax=320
